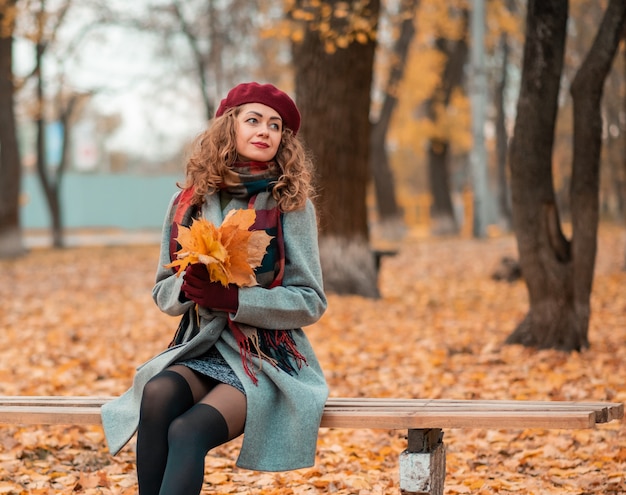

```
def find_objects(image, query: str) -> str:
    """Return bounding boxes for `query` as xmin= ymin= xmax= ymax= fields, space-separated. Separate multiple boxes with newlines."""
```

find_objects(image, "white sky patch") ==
xmin=13 ymin=7 xmax=209 ymax=162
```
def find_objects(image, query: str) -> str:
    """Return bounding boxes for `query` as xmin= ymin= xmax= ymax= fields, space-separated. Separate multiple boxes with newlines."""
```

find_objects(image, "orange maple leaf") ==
xmin=164 ymin=209 xmax=273 ymax=287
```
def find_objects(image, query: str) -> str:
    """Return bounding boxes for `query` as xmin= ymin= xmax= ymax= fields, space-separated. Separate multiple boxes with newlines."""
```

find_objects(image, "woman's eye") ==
xmin=246 ymin=117 xmax=259 ymax=124
xmin=269 ymin=123 xmax=281 ymax=131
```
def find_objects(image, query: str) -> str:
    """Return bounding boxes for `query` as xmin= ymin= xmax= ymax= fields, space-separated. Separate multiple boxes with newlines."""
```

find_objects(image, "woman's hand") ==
xmin=181 ymin=264 xmax=239 ymax=313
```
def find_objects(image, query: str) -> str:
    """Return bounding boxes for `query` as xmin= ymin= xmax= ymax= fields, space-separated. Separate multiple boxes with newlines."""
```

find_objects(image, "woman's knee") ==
xmin=167 ymin=404 xmax=230 ymax=452
xmin=201 ymin=384 xmax=247 ymax=440
xmin=140 ymin=370 xmax=193 ymax=416
xmin=166 ymin=415 xmax=196 ymax=449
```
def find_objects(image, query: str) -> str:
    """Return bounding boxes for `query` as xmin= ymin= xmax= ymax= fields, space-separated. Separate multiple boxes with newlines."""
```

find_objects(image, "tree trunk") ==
xmin=495 ymin=31 xmax=512 ymax=231
xmin=292 ymin=0 xmax=381 ymax=297
xmin=34 ymin=39 xmax=64 ymax=249
xmin=369 ymin=0 xmax=419 ymax=241
xmin=601 ymin=49 xmax=624 ymax=222
xmin=425 ymin=12 xmax=468 ymax=236
xmin=428 ymin=140 xmax=458 ymax=235
xmin=621 ymin=36 xmax=626 ymax=271
xmin=506 ymin=0 xmax=626 ymax=350
xmin=370 ymin=115 xmax=404 ymax=241
xmin=621 ymin=30 xmax=626 ymax=271
xmin=0 ymin=1 xmax=25 ymax=259
xmin=569 ymin=0 xmax=626 ymax=335
xmin=468 ymin=0 xmax=490 ymax=238
xmin=506 ymin=0 xmax=571 ymax=349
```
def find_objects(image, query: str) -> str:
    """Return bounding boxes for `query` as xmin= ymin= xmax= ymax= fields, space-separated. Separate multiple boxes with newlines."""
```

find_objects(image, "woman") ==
xmin=101 ymin=82 xmax=328 ymax=495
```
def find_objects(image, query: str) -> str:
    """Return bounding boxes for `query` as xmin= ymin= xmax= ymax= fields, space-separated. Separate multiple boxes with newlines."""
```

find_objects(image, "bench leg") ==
xmin=399 ymin=428 xmax=445 ymax=495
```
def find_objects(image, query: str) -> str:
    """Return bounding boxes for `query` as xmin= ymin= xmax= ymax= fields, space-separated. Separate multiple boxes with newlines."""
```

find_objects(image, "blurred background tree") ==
xmin=0 ymin=0 xmax=23 ymax=257
xmin=290 ymin=0 xmax=381 ymax=298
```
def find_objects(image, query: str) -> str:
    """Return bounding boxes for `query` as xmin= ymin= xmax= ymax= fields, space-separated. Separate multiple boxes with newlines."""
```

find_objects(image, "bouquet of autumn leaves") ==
xmin=165 ymin=209 xmax=273 ymax=288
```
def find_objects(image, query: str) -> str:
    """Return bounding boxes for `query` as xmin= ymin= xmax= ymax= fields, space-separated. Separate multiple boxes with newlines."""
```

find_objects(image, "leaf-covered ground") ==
xmin=0 ymin=225 xmax=624 ymax=494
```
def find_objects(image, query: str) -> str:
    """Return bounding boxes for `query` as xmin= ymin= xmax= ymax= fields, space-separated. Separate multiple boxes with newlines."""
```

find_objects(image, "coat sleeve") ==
xmin=232 ymin=199 xmax=327 ymax=330
xmin=151 ymin=192 xmax=195 ymax=316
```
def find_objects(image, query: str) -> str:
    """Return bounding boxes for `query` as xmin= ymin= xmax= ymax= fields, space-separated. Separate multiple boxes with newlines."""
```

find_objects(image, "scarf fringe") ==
xmin=228 ymin=316 xmax=306 ymax=385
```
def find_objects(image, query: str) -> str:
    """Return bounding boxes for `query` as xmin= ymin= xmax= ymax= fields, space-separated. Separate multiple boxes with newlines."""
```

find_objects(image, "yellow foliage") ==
xmin=165 ymin=209 xmax=273 ymax=288
xmin=287 ymin=0 xmax=378 ymax=52
xmin=415 ymin=0 xmax=468 ymax=45
xmin=354 ymin=31 xmax=367 ymax=44
xmin=0 ymin=2 xmax=17 ymax=38
xmin=485 ymin=0 xmax=524 ymax=49
xmin=291 ymin=8 xmax=316 ymax=21
xmin=382 ymin=0 xmax=528 ymax=187
xmin=291 ymin=28 xmax=305 ymax=43
xmin=390 ymin=46 xmax=452 ymax=155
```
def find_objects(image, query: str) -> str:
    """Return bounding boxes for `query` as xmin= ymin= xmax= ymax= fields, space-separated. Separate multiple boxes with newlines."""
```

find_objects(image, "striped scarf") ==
xmin=169 ymin=161 xmax=306 ymax=384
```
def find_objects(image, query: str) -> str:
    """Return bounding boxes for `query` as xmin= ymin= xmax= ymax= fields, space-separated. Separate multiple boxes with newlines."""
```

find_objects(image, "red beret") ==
xmin=215 ymin=82 xmax=301 ymax=135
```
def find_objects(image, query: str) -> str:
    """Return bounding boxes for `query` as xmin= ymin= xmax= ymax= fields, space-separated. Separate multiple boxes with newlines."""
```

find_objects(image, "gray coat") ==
xmin=101 ymin=192 xmax=329 ymax=472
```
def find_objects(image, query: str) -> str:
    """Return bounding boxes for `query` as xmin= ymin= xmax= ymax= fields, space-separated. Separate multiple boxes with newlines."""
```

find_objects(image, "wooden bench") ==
xmin=0 ymin=396 xmax=622 ymax=494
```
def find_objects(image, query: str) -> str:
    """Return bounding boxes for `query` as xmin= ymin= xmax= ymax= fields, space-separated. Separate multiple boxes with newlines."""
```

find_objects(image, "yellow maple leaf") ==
xmin=220 ymin=209 xmax=273 ymax=287
xmin=164 ymin=209 xmax=273 ymax=287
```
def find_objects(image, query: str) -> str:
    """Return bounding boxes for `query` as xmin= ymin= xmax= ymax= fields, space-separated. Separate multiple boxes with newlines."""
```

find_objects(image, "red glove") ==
xmin=181 ymin=264 xmax=239 ymax=313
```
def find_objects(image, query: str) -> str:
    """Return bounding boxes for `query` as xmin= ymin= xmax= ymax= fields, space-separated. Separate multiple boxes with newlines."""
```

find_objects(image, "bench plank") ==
xmin=321 ymin=409 xmax=597 ymax=429
xmin=0 ymin=406 xmax=102 ymax=425
xmin=0 ymin=396 xmax=621 ymax=430
xmin=1 ymin=396 xmax=620 ymax=495
xmin=325 ymin=398 xmax=623 ymax=423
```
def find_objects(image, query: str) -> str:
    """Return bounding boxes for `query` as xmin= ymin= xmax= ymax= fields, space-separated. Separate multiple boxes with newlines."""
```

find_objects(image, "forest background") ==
xmin=2 ymin=0 xmax=625 ymax=242
xmin=2 ymin=0 xmax=625 ymax=346
xmin=0 ymin=0 xmax=625 ymax=493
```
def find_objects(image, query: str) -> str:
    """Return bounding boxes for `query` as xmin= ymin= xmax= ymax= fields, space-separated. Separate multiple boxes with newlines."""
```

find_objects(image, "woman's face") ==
xmin=235 ymin=103 xmax=282 ymax=162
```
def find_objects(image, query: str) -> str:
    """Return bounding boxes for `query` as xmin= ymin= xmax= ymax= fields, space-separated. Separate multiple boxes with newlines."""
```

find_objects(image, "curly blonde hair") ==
xmin=180 ymin=107 xmax=315 ymax=212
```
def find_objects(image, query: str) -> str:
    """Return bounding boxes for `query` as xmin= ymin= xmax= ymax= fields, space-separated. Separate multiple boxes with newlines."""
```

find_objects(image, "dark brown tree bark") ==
xmin=31 ymin=1 xmax=71 ymax=248
xmin=35 ymin=41 xmax=64 ymax=248
xmin=0 ymin=1 xmax=25 ymax=259
xmin=369 ymin=0 xmax=419 ymax=241
xmin=569 ymin=0 xmax=626 ymax=337
xmin=495 ymin=30 xmax=512 ymax=231
xmin=506 ymin=0 xmax=626 ymax=351
xmin=621 ymin=38 xmax=626 ymax=271
xmin=291 ymin=0 xmax=381 ymax=297
xmin=425 ymin=10 xmax=468 ymax=236
xmin=507 ymin=0 xmax=572 ymax=349
xmin=427 ymin=139 xmax=457 ymax=234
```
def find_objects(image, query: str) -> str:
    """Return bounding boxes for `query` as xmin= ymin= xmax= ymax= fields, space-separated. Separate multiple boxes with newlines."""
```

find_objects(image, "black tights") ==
xmin=136 ymin=367 xmax=246 ymax=495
